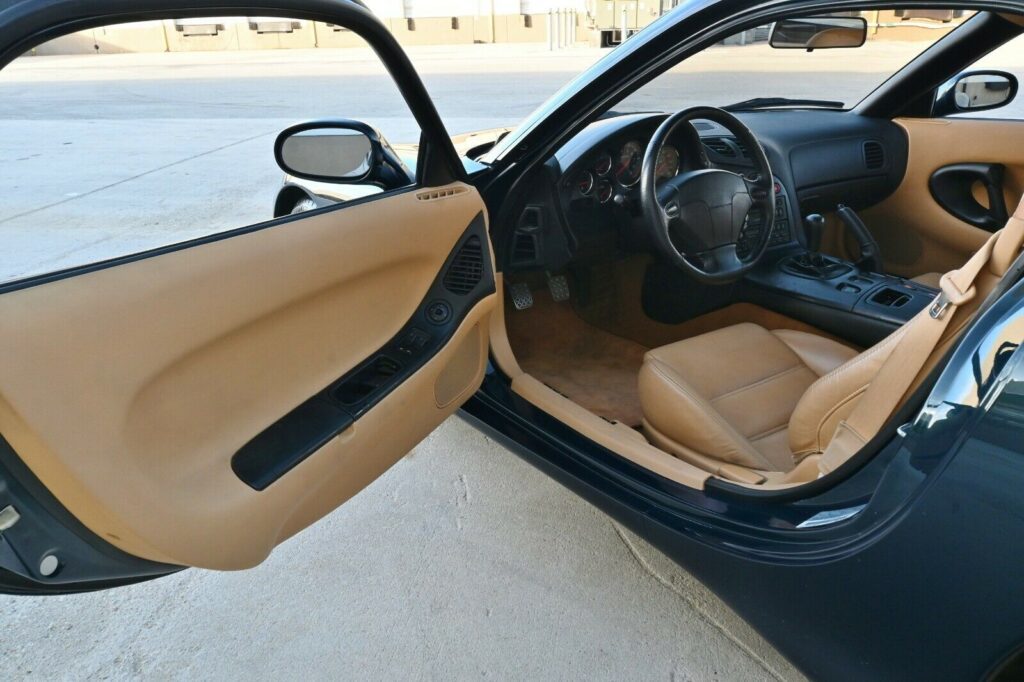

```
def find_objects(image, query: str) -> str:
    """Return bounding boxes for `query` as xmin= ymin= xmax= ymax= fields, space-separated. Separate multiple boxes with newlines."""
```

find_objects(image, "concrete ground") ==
xmin=1 ymin=418 xmax=801 ymax=681
xmin=1 ymin=36 xmax=1016 ymax=679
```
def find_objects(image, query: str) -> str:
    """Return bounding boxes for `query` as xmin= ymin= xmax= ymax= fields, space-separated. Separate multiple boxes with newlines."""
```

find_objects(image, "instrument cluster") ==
xmin=571 ymin=139 xmax=681 ymax=204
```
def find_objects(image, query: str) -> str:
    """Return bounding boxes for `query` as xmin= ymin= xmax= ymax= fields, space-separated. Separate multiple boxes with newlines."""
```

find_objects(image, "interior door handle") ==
xmin=929 ymin=163 xmax=1009 ymax=231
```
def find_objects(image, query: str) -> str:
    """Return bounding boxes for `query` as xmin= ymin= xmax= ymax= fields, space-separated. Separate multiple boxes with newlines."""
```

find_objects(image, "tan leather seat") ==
xmin=638 ymin=324 xmax=857 ymax=473
xmin=640 ymin=195 xmax=1024 ymax=480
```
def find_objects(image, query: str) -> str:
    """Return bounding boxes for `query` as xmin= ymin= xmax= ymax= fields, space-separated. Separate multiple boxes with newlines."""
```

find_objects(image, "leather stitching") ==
xmin=645 ymin=360 xmax=773 ymax=470
xmin=749 ymin=423 xmax=788 ymax=442
xmin=709 ymin=363 xmax=805 ymax=403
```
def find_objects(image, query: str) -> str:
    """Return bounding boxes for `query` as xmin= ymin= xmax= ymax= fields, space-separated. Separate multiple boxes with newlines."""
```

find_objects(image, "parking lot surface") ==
xmin=0 ymin=40 xmax=957 ymax=679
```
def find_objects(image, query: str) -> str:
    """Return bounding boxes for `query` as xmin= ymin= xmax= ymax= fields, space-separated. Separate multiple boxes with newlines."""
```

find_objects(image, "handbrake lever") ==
xmin=836 ymin=204 xmax=883 ymax=273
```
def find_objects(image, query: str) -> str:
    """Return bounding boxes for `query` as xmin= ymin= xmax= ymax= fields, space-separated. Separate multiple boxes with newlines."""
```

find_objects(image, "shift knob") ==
xmin=804 ymin=213 xmax=826 ymax=253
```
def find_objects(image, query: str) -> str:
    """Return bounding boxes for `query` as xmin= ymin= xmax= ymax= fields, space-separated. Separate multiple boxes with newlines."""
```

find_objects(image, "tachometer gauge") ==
xmin=576 ymin=170 xmax=595 ymax=196
xmin=615 ymin=140 xmax=643 ymax=186
xmin=655 ymin=145 xmax=680 ymax=180
xmin=594 ymin=152 xmax=613 ymax=177
xmin=596 ymin=180 xmax=613 ymax=204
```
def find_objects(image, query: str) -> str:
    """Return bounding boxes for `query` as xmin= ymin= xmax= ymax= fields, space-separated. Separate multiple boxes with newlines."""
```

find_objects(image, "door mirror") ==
xmin=275 ymin=122 xmax=378 ymax=182
xmin=769 ymin=16 xmax=868 ymax=51
xmin=933 ymin=70 xmax=1019 ymax=117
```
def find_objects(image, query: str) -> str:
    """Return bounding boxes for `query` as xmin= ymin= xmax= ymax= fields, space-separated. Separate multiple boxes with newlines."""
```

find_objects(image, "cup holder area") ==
xmin=870 ymin=287 xmax=911 ymax=308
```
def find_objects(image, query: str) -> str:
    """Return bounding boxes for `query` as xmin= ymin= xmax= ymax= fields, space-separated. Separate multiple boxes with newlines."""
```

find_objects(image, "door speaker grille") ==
xmin=443 ymin=236 xmax=484 ymax=295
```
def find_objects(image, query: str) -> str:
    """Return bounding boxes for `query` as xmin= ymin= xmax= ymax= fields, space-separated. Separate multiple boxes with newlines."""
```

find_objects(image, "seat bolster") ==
xmin=788 ymin=328 xmax=905 ymax=457
xmin=770 ymin=329 xmax=858 ymax=377
xmin=638 ymin=357 xmax=775 ymax=471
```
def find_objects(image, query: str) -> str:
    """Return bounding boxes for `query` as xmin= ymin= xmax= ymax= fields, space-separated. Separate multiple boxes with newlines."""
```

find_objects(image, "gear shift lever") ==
xmin=782 ymin=213 xmax=851 ymax=279
xmin=804 ymin=213 xmax=826 ymax=254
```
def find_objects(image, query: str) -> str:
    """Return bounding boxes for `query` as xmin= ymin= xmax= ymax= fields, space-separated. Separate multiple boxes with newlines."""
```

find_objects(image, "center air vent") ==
xmin=443 ymin=236 xmax=484 ymax=295
xmin=863 ymin=141 xmax=885 ymax=170
xmin=703 ymin=138 xmax=735 ymax=157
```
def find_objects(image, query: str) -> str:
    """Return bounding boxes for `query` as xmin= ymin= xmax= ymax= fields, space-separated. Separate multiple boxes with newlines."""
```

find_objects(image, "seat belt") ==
xmin=820 ymin=204 xmax=1024 ymax=475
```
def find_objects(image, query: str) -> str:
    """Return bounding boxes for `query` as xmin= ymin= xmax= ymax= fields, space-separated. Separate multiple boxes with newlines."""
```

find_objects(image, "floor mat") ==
xmin=506 ymin=292 xmax=649 ymax=426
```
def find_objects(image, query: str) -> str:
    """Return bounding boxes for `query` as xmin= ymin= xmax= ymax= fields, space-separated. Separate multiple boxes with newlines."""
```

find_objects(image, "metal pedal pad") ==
xmin=547 ymin=273 xmax=570 ymax=302
xmin=508 ymin=281 xmax=534 ymax=310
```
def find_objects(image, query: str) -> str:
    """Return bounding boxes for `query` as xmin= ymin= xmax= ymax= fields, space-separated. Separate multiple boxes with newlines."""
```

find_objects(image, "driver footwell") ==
xmin=506 ymin=292 xmax=648 ymax=426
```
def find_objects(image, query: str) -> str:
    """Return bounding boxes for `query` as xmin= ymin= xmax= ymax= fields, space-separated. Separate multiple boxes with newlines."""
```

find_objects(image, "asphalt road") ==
xmin=0 ymin=38 xmax=1000 ymax=679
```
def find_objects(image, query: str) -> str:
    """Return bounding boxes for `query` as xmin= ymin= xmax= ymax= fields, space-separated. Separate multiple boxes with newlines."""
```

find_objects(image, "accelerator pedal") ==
xmin=547 ymin=273 xmax=570 ymax=302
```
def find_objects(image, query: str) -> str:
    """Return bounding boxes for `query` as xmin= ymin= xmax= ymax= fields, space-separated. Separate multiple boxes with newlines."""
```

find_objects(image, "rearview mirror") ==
xmin=769 ymin=16 xmax=868 ymax=51
xmin=275 ymin=122 xmax=377 ymax=182
xmin=933 ymin=70 xmax=1019 ymax=117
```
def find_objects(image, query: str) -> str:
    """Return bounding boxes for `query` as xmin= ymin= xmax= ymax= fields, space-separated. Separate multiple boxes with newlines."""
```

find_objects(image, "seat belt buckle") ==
xmin=929 ymin=292 xmax=950 ymax=319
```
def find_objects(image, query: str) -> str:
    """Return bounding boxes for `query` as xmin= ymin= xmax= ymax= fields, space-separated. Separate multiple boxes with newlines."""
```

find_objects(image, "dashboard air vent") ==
xmin=863 ymin=141 xmax=885 ymax=170
xmin=443 ymin=237 xmax=484 ymax=295
xmin=703 ymin=138 xmax=735 ymax=157
xmin=733 ymin=139 xmax=750 ymax=158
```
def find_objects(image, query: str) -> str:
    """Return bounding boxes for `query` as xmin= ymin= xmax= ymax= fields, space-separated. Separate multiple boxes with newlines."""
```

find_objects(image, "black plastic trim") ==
xmin=231 ymin=212 xmax=494 ymax=490
xmin=929 ymin=162 xmax=1009 ymax=231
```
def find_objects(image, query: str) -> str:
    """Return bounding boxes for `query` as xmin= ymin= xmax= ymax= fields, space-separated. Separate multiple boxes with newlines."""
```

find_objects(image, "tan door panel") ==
xmin=0 ymin=183 xmax=495 ymax=570
xmin=860 ymin=117 xmax=1024 ymax=277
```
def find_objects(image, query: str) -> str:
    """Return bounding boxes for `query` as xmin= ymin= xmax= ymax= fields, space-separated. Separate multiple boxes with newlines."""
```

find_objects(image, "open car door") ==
xmin=0 ymin=0 xmax=496 ymax=592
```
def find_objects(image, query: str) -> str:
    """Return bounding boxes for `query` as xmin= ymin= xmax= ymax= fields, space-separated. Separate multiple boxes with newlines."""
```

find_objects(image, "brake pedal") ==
xmin=547 ymin=273 xmax=570 ymax=302
xmin=508 ymin=281 xmax=534 ymax=310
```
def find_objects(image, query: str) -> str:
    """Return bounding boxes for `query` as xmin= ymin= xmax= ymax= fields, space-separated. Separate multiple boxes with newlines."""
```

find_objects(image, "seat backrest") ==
xmin=788 ymin=198 xmax=1024 ymax=460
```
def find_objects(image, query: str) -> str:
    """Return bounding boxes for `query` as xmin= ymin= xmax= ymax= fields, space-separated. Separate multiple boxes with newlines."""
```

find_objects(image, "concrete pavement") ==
xmin=0 ymin=417 xmax=802 ymax=681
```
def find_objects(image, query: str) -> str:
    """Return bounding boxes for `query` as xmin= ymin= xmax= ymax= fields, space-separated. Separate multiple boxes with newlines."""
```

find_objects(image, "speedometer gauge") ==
xmin=655 ymin=145 xmax=680 ymax=180
xmin=615 ymin=140 xmax=643 ymax=186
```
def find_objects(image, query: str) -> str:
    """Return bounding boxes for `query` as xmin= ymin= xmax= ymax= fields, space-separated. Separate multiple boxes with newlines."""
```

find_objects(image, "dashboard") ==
xmin=505 ymin=109 xmax=909 ymax=275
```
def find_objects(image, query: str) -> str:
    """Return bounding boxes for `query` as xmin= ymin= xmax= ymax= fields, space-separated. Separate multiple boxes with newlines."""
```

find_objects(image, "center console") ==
xmin=743 ymin=209 xmax=938 ymax=347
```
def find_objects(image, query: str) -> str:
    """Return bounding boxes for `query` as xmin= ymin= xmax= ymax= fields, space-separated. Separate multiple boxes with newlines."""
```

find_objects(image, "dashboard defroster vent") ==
xmin=443 ymin=236 xmax=484 ymax=295
xmin=863 ymin=141 xmax=885 ymax=170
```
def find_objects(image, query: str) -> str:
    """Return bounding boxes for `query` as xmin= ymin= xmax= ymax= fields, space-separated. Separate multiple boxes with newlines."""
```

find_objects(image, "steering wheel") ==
xmin=640 ymin=106 xmax=775 ymax=284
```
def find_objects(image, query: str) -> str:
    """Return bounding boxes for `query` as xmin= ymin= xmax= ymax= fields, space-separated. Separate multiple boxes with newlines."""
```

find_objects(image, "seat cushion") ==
xmin=638 ymin=323 xmax=857 ymax=472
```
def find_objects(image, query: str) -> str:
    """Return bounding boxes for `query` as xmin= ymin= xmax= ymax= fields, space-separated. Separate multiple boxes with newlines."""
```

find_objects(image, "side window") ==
xmin=0 ymin=17 xmax=420 ymax=284
xmin=945 ymin=32 xmax=1024 ymax=120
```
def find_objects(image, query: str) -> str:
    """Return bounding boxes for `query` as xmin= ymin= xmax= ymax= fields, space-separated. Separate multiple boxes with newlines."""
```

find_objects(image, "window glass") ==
xmin=618 ymin=10 xmax=974 ymax=113
xmin=0 ymin=18 xmax=418 ymax=283
xmin=949 ymin=32 xmax=1024 ymax=119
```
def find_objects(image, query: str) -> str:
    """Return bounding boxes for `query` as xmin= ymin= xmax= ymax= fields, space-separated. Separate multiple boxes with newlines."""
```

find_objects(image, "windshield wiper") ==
xmin=723 ymin=97 xmax=845 ymax=112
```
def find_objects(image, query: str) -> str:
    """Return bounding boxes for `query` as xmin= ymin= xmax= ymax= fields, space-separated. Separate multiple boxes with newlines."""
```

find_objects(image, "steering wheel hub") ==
xmin=641 ymin=106 xmax=775 ymax=284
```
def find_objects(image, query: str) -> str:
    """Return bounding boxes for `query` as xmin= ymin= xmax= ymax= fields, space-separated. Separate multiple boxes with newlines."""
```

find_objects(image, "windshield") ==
xmin=618 ymin=11 xmax=974 ymax=112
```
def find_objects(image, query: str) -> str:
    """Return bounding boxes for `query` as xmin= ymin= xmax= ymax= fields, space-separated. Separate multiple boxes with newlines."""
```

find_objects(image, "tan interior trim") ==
xmin=0 ymin=183 xmax=493 ymax=569
xmin=490 ymin=277 xmax=709 ymax=490
xmin=512 ymin=374 xmax=710 ymax=489
xmin=860 ymin=118 xmax=1024 ymax=277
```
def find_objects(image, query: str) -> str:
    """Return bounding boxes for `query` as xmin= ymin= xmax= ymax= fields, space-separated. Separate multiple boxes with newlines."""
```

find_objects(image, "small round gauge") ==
xmin=596 ymin=180 xmax=614 ymax=204
xmin=576 ymin=170 xmax=595 ymax=196
xmin=615 ymin=140 xmax=643 ymax=186
xmin=594 ymin=152 xmax=613 ymax=177
xmin=655 ymin=145 xmax=680 ymax=180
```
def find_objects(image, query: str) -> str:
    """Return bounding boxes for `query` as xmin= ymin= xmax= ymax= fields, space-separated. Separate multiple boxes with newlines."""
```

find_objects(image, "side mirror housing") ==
xmin=769 ymin=16 xmax=868 ymax=51
xmin=932 ymin=70 xmax=1019 ymax=117
xmin=274 ymin=120 xmax=412 ymax=186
